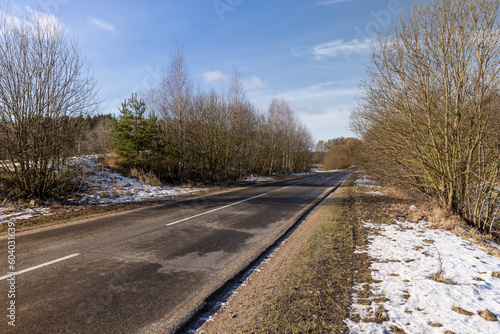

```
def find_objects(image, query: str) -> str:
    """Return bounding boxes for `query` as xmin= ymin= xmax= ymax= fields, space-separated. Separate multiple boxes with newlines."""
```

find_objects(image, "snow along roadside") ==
xmin=346 ymin=175 xmax=500 ymax=333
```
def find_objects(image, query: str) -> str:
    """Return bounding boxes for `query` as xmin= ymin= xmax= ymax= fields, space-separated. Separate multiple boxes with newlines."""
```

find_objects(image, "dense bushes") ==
xmin=321 ymin=138 xmax=362 ymax=170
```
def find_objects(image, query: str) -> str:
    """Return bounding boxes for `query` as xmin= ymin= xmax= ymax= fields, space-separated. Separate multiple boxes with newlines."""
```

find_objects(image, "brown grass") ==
xmin=479 ymin=308 xmax=499 ymax=321
xmin=429 ymin=270 xmax=455 ymax=285
xmin=430 ymin=321 xmax=444 ymax=327
xmin=245 ymin=185 xmax=356 ymax=333
xmin=391 ymin=325 xmax=407 ymax=333
xmin=130 ymin=168 xmax=163 ymax=187
xmin=452 ymin=306 xmax=474 ymax=316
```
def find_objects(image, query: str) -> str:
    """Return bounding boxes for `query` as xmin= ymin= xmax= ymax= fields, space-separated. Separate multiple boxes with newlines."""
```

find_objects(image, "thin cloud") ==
xmin=28 ymin=8 xmax=61 ymax=30
xmin=249 ymin=81 xmax=358 ymax=115
xmin=313 ymin=39 xmax=372 ymax=58
xmin=203 ymin=70 xmax=229 ymax=83
xmin=243 ymin=75 xmax=267 ymax=91
xmin=315 ymin=0 xmax=351 ymax=6
xmin=0 ymin=8 xmax=62 ymax=37
xmin=90 ymin=17 xmax=115 ymax=32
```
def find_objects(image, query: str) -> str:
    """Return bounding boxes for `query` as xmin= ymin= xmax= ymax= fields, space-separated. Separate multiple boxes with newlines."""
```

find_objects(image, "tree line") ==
xmin=351 ymin=0 xmax=500 ymax=234
xmin=0 ymin=11 xmax=312 ymax=198
xmin=111 ymin=49 xmax=312 ymax=182
xmin=312 ymin=137 xmax=362 ymax=170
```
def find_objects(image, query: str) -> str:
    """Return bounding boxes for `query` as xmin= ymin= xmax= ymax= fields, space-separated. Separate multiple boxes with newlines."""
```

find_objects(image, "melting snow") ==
xmin=0 ymin=207 xmax=53 ymax=225
xmin=355 ymin=174 xmax=382 ymax=188
xmin=1 ymin=155 xmax=203 ymax=224
xmin=346 ymin=218 xmax=500 ymax=333
xmin=243 ymin=176 xmax=276 ymax=183
xmin=72 ymin=156 xmax=202 ymax=205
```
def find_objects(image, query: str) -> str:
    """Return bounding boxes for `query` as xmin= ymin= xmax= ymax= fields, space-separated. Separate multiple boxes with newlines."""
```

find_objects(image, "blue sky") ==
xmin=1 ymin=0 xmax=412 ymax=142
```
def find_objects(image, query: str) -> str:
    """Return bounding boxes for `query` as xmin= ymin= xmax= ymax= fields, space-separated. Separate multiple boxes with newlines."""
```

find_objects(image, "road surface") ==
xmin=0 ymin=171 xmax=349 ymax=333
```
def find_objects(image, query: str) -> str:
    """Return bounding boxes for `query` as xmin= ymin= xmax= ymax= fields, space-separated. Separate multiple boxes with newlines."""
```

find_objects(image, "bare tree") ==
xmin=228 ymin=70 xmax=251 ymax=178
xmin=351 ymin=0 xmax=500 ymax=232
xmin=146 ymin=63 xmax=312 ymax=182
xmin=0 ymin=9 xmax=98 ymax=197
xmin=165 ymin=44 xmax=192 ymax=179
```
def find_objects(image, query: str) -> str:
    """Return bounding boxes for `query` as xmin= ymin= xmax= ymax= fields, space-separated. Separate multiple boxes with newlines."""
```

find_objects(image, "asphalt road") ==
xmin=0 ymin=171 xmax=349 ymax=333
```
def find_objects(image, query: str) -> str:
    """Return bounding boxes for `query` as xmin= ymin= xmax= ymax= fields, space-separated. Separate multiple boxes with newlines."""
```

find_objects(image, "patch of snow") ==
xmin=355 ymin=174 xmax=382 ymax=188
xmin=0 ymin=207 xmax=52 ymax=225
xmin=73 ymin=156 xmax=202 ymax=205
xmin=346 ymin=219 xmax=500 ymax=333
xmin=364 ymin=190 xmax=384 ymax=196
xmin=242 ymin=176 xmax=276 ymax=183
xmin=1 ymin=155 xmax=204 ymax=224
xmin=243 ymin=172 xmax=311 ymax=183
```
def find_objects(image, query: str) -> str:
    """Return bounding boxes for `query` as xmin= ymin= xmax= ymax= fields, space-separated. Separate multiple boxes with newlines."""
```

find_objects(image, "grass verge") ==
xmin=244 ymin=181 xmax=357 ymax=333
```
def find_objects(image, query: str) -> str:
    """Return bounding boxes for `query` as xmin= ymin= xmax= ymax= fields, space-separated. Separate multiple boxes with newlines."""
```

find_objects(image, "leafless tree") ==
xmin=351 ymin=0 xmax=500 ymax=232
xmin=145 ymin=60 xmax=312 ymax=182
xmin=0 ymin=9 xmax=99 ymax=196
xmin=167 ymin=44 xmax=192 ymax=179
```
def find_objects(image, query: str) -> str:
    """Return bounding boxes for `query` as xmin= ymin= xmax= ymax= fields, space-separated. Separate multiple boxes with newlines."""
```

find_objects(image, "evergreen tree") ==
xmin=111 ymin=93 xmax=159 ymax=168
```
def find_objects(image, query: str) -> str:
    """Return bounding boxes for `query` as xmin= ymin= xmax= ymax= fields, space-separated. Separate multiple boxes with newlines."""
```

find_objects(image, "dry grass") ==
xmin=391 ymin=325 xmax=407 ymax=333
xmin=430 ymin=321 xmax=444 ymax=327
xmin=130 ymin=168 xmax=163 ymax=187
xmin=479 ymin=308 xmax=499 ymax=322
xmin=245 ymin=184 xmax=356 ymax=333
xmin=429 ymin=270 xmax=455 ymax=285
xmin=451 ymin=306 xmax=474 ymax=316
xmin=407 ymin=200 xmax=463 ymax=231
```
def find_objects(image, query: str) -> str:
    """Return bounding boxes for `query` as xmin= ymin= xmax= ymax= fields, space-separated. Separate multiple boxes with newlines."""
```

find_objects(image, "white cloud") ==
xmin=0 ymin=8 xmax=62 ymax=37
xmin=90 ymin=18 xmax=115 ymax=32
xmin=315 ymin=0 xmax=351 ymax=6
xmin=242 ymin=75 xmax=267 ymax=91
xmin=284 ymin=86 xmax=357 ymax=104
xmin=29 ymin=8 xmax=60 ymax=30
xmin=313 ymin=39 xmax=372 ymax=58
xmin=203 ymin=70 xmax=230 ymax=83
xmin=249 ymin=81 xmax=357 ymax=115
xmin=202 ymin=72 xmax=267 ymax=91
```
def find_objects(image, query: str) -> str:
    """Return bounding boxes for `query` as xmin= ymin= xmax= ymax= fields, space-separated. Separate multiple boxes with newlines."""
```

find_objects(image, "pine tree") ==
xmin=111 ymin=93 xmax=158 ymax=168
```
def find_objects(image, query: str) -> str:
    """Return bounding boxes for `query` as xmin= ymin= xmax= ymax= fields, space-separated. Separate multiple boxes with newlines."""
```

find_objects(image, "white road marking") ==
xmin=166 ymin=178 xmax=325 ymax=227
xmin=278 ymin=182 xmax=301 ymax=191
xmin=0 ymin=253 xmax=80 ymax=281
xmin=167 ymin=193 xmax=268 ymax=227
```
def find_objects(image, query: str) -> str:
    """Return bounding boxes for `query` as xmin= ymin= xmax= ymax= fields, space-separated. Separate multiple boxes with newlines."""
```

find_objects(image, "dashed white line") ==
xmin=0 ymin=253 xmax=80 ymax=281
xmin=166 ymin=193 xmax=268 ymax=227
xmin=165 ymin=181 xmax=308 ymax=227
